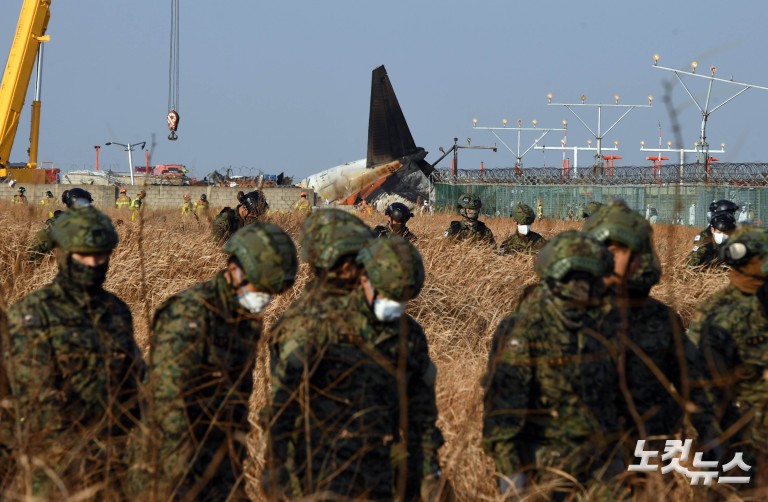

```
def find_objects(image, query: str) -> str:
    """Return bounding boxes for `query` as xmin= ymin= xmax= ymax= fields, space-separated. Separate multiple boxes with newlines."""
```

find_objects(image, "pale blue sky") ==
xmin=2 ymin=0 xmax=767 ymax=180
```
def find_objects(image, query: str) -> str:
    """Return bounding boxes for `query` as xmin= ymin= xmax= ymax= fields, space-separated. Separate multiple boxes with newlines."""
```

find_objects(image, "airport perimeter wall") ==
xmin=0 ymin=184 xmax=314 ymax=213
xmin=434 ymin=183 xmax=768 ymax=227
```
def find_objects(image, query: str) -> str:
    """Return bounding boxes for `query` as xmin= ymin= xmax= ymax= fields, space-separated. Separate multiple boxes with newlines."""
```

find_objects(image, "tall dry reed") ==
xmin=3 ymin=202 xmax=759 ymax=501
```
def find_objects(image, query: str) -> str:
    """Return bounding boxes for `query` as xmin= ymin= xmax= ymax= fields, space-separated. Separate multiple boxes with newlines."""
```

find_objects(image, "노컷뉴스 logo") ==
xmin=628 ymin=439 xmax=751 ymax=485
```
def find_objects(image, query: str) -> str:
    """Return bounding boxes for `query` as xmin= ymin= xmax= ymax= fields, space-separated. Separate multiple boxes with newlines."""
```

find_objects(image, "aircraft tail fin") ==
xmin=366 ymin=65 xmax=419 ymax=168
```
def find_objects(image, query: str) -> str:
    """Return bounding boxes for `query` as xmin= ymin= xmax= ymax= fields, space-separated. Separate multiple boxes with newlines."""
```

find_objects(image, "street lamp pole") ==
xmin=105 ymin=141 xmax=146 ymax=186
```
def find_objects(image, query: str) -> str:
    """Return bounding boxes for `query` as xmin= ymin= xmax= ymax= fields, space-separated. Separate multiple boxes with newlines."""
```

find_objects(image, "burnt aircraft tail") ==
xmin=367 ymin=66 xmax=420 ymax=167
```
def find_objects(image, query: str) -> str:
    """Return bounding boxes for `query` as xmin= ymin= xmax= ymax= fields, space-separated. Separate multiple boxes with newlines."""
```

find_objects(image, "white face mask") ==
xmin=373 ymin=297 xmax=407 ymax=322
xmin=363 ymin=276 xmax=407 ymax=321
xmin=237 ymin=291 xmax=272 ymax=314
xmin=713 ymin=231 xmax=727 ymax=245
xmin=517 ymin=224 xmax=530 ymax=235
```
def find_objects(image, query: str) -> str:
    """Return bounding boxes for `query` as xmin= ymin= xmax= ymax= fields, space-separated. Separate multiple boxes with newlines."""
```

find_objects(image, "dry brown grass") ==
xmin=2 ymin=202 xmax=760 ymax=501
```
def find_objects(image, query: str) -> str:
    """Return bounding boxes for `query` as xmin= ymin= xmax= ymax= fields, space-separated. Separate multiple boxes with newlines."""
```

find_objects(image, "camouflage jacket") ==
xmin=482 ymin=282 xmax=620 ymax=478
xmin=141 ymin=271 xmax=262 ymax=500
xmin=695 ymin=227 xmax=712 ymax=247
xmin=4 ymin=273 xmax=143 ymax=495
xmin=687 ymin=284 xmax=768 ymax=453
xmin=686 ymin=239 xmax=725 ymax=268
xmin=443 ymin=220 xmax=495 ymax=245
xmin=609 ymin=294 xmax=717 ymax=442
xmin=27 ymin=215 xmax=57 ymax=260
xmin=498 ymin=230 xmax=547 ymax=255
xmin=211 ymin=207 xmax=243 ymax=244
xmin=266 ymin=283 xmax=442 ymax=499
xmin=373 ymin=223 xmax=417 ymax=242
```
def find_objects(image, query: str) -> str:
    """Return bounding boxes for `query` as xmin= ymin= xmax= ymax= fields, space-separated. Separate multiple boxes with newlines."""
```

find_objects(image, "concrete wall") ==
xmin=0 ymin=184 xmax=315 ymax=212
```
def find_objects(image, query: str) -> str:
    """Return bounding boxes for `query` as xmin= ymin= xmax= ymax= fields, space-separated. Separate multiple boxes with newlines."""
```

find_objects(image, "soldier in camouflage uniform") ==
xmin=687 ymin=225 xmax=768 ymax=484
xmin=264 ymin=209 xmax=374 ymax=498
xmin=211 ymin=189 xmax=269 ymax=243
xmin=583 ymin=200 xmax=717 ymax=450
xmin=132 ymin=223 xmax=297 ymax=501
xmin=27 ymin=209 xmax=63 ymax=260
xmin=4 ymin=206 xmax=144 ymax=498
xmin=498 ymin=202 xmax=547 ymax=255
xmin=356 ymin=237 xmax=446 ymax=500
xmin=693 ymin=199 xmax=740 ymax=248
xmin=581 ymin=200 xmax=604 ymax=219
xmin=264 ymin=210 xmax=445 ymax=500
xmin=686 ymin=211 xmax=736 ymax=268
xmin=483 ymin=230 xmax=621 ymax=496
xmin=443 ymin=193 xmax=495 ymax=245
xmin=373 ymin=201 xmax=417 ymax=242
xmin=27 ymin=188 xmax=94 ymax=262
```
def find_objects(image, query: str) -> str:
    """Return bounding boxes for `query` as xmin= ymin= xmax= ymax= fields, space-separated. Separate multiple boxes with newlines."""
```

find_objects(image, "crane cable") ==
xmin=167 ymin=0 xmax=180 ymax=140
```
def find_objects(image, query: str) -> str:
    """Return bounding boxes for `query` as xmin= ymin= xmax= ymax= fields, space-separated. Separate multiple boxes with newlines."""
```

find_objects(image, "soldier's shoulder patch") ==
xmin=694 ymin=235 xmax=701 ymax=242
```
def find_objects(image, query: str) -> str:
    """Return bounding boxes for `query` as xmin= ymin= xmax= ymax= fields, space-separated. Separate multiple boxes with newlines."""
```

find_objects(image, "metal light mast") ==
xmin=544 ymin=92 xmax=652 ymax=174
xmin=651 ymin=53 xmax=768 ymax=165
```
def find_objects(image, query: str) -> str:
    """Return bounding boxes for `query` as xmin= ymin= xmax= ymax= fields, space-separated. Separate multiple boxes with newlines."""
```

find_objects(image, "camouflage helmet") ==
xmin=534 ymin=230 xmax=613 ymax=282
xmin=709 ymin=199 xmax=739 ymax=215
xmin=357 ymin=236 xmax=425 ymax=301
xmin=710 ymin=211 xmax=736 ymax=232
xmin=50 ymin=206 xmax=118 ymax=253
xmin=582 ymin=201 xmax=604 ymax=218
xmin=582 ymin=199 xmax=651 ymax=253
xmin=457 ymin=193 xmax=482 ymax=211
xmin=299 ymin=208 xmax=374 ymax=270
xmin=223 ymin=222 xmax=298 ymax=294
xmin=720 ymin=224 xmax=768 ymax=267
xmin=511 ymin=203 xmax=535 ymax=225
xmin=385 ymin=202 xmax=413 ymax=223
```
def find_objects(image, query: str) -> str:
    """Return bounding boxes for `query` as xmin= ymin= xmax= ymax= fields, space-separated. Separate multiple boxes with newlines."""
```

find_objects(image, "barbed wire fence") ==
xmin=433 ymin=163 xmax=768 ymax=227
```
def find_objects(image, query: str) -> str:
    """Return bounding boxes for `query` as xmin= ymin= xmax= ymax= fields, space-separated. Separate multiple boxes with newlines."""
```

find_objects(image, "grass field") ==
xmin=2 ymin=202 xmax=761 ymax=501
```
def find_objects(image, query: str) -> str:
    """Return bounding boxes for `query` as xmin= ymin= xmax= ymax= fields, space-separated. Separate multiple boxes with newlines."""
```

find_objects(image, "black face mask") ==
xmin=61 ymin=254 xmax=109 ymax=291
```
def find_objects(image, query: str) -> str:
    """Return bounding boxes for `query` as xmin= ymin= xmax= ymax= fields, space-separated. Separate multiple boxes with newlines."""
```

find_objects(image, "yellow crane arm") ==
xmin=0 ymin=0 xmax=51 ymax=167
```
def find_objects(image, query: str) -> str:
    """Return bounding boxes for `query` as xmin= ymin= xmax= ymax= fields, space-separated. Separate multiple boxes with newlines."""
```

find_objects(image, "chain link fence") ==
xmin=433 ymin=162 xmax=768 ymax=227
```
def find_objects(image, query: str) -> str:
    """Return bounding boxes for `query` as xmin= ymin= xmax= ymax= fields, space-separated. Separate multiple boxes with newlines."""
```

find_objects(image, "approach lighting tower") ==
xmin=471 ymin=118 xmax=565 ymax=170
xmin=651 ymin=53 xmax=768 ymax=165
xmin=432 ymin=137 xmax=497 ymax=176
xmin=640 ymin=122 xmax=725 ymax=183
xmin=545 ymin=93 xmax=652 ymax=174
